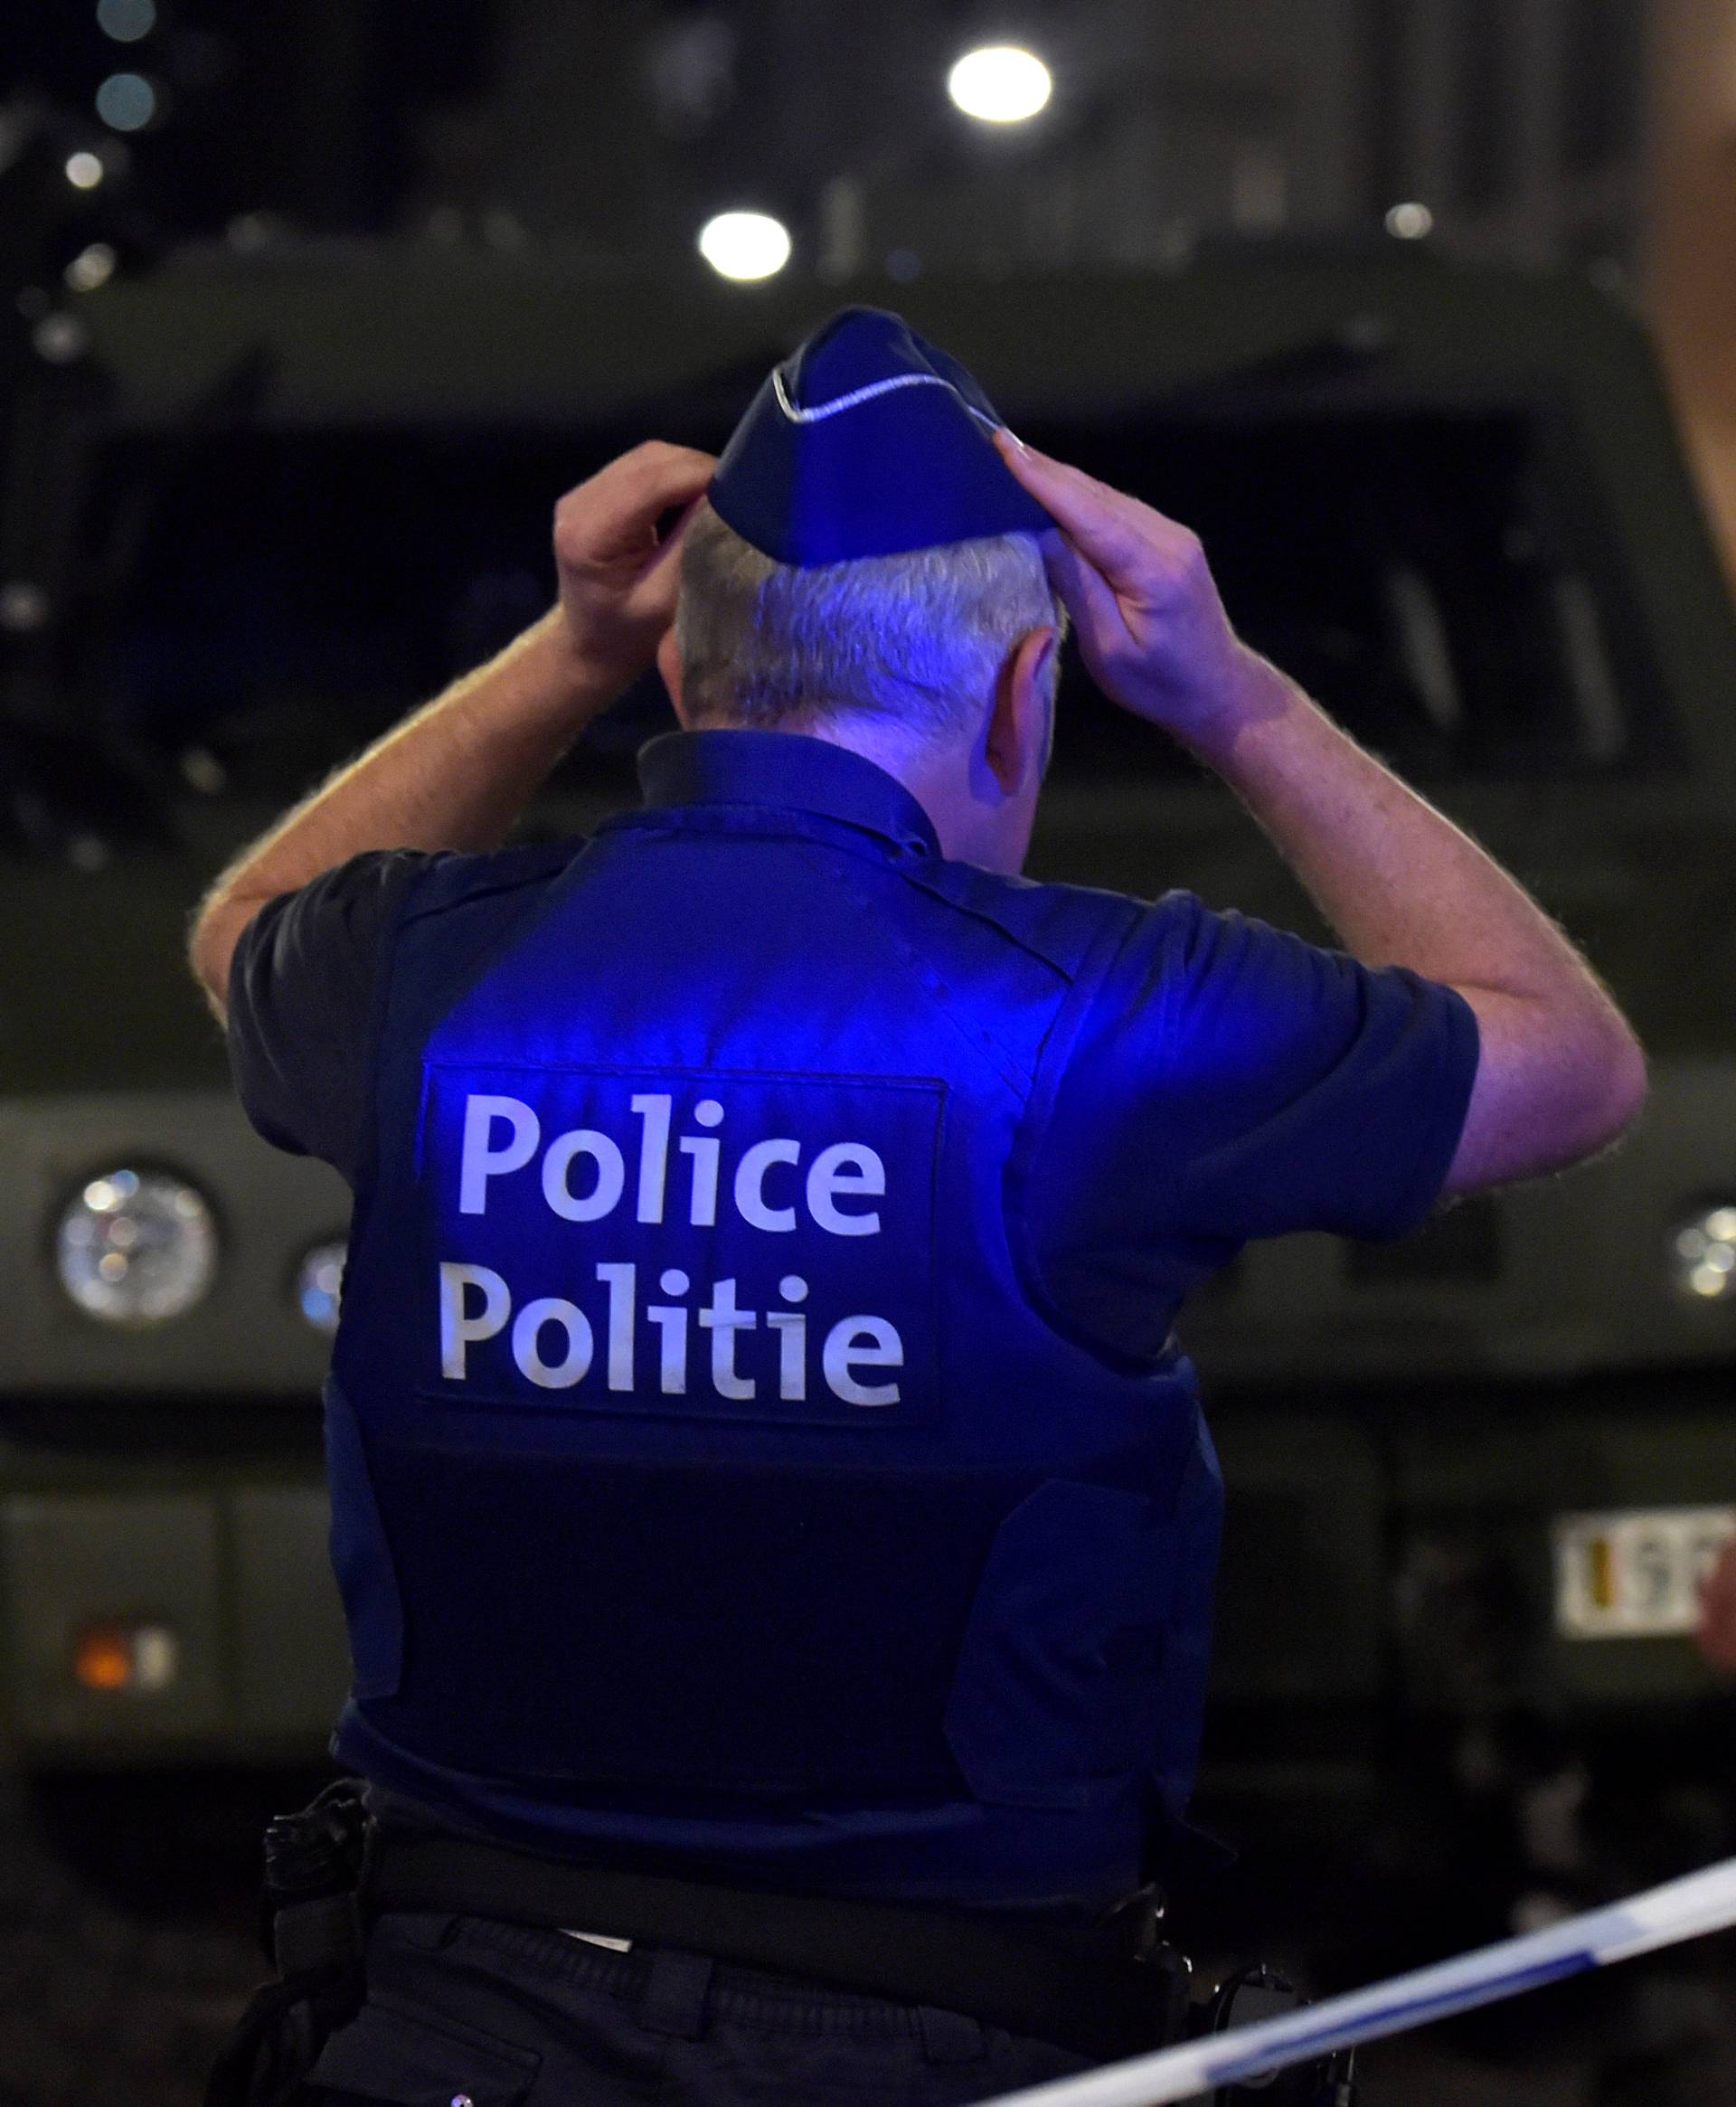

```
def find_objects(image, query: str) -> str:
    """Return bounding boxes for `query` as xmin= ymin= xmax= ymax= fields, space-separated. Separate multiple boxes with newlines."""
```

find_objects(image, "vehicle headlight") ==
xmin=56 ymin=1167 xmax=219 ymax=1325
xmin=1670 ymin=1205 xmax=1736 ymax=1300
xmin=295 ymin=1239 xmax=346 ymax=1335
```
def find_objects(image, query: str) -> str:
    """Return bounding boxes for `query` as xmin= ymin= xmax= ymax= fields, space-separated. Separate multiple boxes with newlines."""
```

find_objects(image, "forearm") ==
xmin=1193 ymin=648 xmax=1609 ymax=1003
xmin=190 ymin=608 xmax=609 ymax=1004
xmin=1189 ymin=647 xmax=1646 ymax=1183
xmin=223 ymin=608 xmax=604 ymax=887
xmin=995 ymin=431 xmax=1646 ymax=1189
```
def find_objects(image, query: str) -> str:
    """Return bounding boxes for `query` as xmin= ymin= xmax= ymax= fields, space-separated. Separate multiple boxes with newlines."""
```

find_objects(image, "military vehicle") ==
xmin=5 ymin=240 xmax=1735 ymax=1899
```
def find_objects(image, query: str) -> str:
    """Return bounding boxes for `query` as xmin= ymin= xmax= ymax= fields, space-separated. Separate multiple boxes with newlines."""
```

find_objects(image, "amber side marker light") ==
xmin=72 ymin=1621 xmax=179 ymax=1694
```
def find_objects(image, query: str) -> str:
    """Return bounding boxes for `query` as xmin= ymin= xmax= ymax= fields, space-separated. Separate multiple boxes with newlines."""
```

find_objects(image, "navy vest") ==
xmin=326 ymin=732 xmax=1223 ymax=1906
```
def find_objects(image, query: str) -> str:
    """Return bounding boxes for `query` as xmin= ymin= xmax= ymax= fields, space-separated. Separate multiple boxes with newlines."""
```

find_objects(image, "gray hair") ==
xmin=673 ymin=502 xmax=1063 ymax=744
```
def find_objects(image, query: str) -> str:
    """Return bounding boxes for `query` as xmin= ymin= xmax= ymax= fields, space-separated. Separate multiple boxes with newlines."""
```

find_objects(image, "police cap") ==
xmin=708 ymin=306 xmax=1053 ymax=567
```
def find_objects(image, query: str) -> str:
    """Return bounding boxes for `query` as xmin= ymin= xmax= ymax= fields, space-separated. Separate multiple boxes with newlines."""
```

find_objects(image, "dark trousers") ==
xmin=300 ymin=1910 xmax=1093 ymax=2106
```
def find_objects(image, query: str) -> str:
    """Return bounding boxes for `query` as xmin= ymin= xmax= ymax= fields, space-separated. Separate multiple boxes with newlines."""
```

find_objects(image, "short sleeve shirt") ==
xmin=227 ymin=801 xmax=1477 ymax=1353
xmin=227 ymin=848 xmax=433 ymax=1180
xmin=1019 ymin=892 xmax=1477 ymax=1357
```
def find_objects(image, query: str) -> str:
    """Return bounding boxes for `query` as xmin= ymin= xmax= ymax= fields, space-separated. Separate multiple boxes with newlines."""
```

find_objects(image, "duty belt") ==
xmin=368 ymin=1829 xmax=1192 ymax=2062
xmin=255 ymin=1780 xmax=1189 ymax=2062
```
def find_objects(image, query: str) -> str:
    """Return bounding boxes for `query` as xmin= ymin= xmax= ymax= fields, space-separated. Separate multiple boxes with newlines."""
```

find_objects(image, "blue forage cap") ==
xmin=708 ymin=306 xmax=1053 ymax=566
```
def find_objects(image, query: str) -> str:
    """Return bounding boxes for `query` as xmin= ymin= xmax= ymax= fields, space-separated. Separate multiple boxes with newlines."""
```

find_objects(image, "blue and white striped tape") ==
xmin=976 ymin=1853 xmax=1736 ymax=2107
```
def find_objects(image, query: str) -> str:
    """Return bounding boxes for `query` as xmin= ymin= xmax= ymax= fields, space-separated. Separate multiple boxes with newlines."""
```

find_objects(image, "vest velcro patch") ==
xmin=417 ymin=1064 xmax=943 ymax=1427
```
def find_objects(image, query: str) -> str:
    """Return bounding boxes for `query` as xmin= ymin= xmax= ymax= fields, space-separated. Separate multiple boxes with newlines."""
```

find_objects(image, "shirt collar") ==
xmin=634 ymin=729 xmax=941 ymax=859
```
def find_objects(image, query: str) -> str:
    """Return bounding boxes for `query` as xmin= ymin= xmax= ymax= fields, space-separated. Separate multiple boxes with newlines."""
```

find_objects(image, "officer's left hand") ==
xmin=993 ymin=430 xmax=1255 ymax=755
xmin=553 ymin=441 xmax=717 ymax=691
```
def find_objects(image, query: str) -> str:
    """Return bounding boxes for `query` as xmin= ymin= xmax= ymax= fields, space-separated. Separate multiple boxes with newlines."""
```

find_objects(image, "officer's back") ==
xmin=193 ymin=307 xmax=1646 ymax=2105
xmin=336 ymin=713 xmax=1238 ymax=1910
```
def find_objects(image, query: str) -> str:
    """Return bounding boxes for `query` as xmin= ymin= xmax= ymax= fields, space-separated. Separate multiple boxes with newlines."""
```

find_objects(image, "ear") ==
xmin=656 ymin=628 xmax=685 ymax=718
xmin=983 ymin=627 xmax=1057 ymax=797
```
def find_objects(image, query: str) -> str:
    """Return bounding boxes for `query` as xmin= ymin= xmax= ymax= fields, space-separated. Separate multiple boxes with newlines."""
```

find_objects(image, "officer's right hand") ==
xmin=994 ymin=431 xmax=1259 ymax=752
xmin=553 ymin=440 xmax=716 ymax=692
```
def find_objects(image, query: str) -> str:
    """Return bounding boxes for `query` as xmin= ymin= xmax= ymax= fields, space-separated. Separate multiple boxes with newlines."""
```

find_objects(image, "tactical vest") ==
xmin=326 ymin=735 xmax=1223 ymax=1905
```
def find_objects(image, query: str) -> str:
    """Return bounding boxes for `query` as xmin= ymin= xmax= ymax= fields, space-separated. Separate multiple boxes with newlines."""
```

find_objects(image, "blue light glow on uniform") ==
xmin=420 ymin=1065 xmax=940 ymax=1424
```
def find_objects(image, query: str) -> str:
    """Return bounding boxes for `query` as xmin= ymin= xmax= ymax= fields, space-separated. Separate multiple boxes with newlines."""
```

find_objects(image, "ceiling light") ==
xmin=948 ymin=46 xmax=1052 ymax=125
xmin=698 ymin=210 xmax=791 ymax=282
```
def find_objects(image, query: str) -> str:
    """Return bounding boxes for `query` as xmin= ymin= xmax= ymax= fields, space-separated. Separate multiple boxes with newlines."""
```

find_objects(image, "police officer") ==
xmin=191 ymin=309 xmax=1646 ymax=2107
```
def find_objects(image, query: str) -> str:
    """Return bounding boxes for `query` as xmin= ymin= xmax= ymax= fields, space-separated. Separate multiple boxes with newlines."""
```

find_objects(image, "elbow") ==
xmin=187 ymin=886 xmax=275 ymax=1019
xmin=186 ymin=892 xmax=243 ymax=1017
xmin=186 ymin=905 xmax=222 ymax=1003
xmin=1573 ymin=1015 xmax=1649 ymax=1157
xmin=1608 ymin=1023 xmax=1650 ymax=1134
xmin=1451 ymin=991 xmax=1646 ymax=1195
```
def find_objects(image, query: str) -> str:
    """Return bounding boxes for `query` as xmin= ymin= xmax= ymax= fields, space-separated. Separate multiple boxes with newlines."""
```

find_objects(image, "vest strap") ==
xmin=366 ymin=1832 xmax=1188 ymax=2062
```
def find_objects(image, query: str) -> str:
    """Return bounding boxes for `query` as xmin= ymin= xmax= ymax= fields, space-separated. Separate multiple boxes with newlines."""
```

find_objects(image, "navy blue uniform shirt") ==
xmin=231 ymin=733 xmax=1478 ymax=1348
xmin=228 ymin=732 xmax=1478 ymax=1895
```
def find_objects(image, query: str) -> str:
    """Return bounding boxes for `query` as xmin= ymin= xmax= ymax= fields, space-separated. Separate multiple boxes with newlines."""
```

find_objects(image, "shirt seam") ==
xmin=896 ymin=865 xmax=1116 ymax=982
xmin=394 ymin=844 xmax=579 ymax=929
xmin=1002 ymin=898 xmax=1177 ymax=1374
xmin=780 ymin=840 xmax=1044 ymax=1097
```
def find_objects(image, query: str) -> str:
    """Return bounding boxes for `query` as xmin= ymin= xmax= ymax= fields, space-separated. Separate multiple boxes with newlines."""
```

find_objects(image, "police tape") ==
xmin=976 ymin=1853 xmax=1736 ymax=2107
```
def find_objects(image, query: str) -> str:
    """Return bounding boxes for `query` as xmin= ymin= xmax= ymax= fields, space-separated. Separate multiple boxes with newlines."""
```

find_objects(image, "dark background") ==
xmin=0 ymin=1 xmax=1657 ymax=279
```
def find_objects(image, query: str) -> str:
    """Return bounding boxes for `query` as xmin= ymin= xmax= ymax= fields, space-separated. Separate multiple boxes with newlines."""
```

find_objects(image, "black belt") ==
xmin=366 ymin=1830 xmax=1190 ymax=2063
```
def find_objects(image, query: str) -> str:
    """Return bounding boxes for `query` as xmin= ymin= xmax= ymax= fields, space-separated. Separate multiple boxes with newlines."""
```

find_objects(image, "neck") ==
xmin=675 ymin=708 xmax=1026 ymax=873
xmin=782 ymin=714 xmax=963 ymax=850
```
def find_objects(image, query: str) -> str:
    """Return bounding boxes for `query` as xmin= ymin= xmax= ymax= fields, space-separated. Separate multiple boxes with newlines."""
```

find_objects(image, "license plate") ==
xmin=1553 ymin=1507 xmax=1736 ymax=1638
